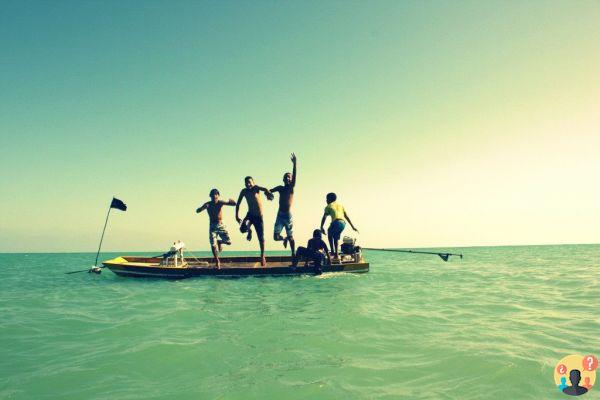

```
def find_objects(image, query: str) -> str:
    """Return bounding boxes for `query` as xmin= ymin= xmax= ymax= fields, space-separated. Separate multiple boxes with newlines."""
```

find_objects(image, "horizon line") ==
xmin=1 ymin=241 xmax=599 ymax=254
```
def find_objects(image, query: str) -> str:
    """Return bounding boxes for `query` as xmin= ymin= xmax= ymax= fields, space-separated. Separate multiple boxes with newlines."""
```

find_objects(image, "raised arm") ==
xmin=196 ymin=202 xmax=209 ymax=214
xmin=223 ymin=198 xmax=237 ymax=206
xmin=344 ymin=211 xmax=359 ymax=233
xmin=235 ymin=190 xmax=245 ymax=223
xmin=291 ymin=153 xmax=297 ymax=187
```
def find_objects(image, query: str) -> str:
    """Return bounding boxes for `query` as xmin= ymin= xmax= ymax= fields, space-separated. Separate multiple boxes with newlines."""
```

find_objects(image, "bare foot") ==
xmin=261 ymin=256 xmax=267 ymax=267
xmin=246 ymin=230 xmax=253 ymax=241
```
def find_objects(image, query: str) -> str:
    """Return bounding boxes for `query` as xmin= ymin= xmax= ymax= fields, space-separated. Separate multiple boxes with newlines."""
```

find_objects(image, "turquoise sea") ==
xmin=1 ymin=245 xmax=599 ymax=399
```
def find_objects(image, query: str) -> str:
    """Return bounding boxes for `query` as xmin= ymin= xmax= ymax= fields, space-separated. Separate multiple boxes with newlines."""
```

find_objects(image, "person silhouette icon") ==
xmin=583 ymin=376 xmax=593 ymax=390
xmin=562 ymin=369 xmax=588 ymax=396
xmin=558 ymin=376 xmax=568 ymax=391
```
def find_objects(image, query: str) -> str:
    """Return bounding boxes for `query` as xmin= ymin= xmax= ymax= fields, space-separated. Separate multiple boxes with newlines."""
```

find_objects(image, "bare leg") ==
xmin=333 ymin=238 xmax=340 ymax=258
xmin=240 ymin=219 xmax=253 ymax=241
xmin=289 ymin=237 xmax=295 ymax=258
xmin=292 ymin=246 xmax=306 ymax=267
xmin=260 ymin=240 xmax=266 ymax=266
xmin=274 ymin=233 xmax=285 ymax=247
xmin=218 ymin=240 xmax=231 ymax=253
xmin=211 ymin=245 xmax=220 ymax=269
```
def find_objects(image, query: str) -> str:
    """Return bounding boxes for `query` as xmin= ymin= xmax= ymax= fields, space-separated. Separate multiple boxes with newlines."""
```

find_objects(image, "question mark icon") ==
xmin=557 ymin=363 xmax=567 ymax=374
xmin=582 ymin=354 xmax=598 ymax=371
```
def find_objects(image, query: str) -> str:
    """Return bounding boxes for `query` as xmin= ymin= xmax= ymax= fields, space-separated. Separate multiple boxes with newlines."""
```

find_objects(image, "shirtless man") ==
xmin=196 ymin=188 xmax=236 ymax=269
xmin=270 ymin=153 xmax=297 ymax=257
xmin=236 ymin=177 xmax=273 ymax=266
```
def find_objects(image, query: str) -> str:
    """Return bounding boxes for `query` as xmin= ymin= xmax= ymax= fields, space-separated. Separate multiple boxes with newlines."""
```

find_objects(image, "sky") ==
xmin=1 ymin=1 xmax=599 ymax=252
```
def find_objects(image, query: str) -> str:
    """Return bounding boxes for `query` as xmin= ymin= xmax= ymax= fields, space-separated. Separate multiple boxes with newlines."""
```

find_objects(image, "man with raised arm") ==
xmin=196 ymin=189 xmax=237 ymax=269
xmin=270 ymin=153 xmax=297 ymax=257
xmin=236 ymin=176 xmax=273 ymax=266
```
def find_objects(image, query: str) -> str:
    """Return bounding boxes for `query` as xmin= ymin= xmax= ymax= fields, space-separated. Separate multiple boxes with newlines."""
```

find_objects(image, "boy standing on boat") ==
xmin=320 ymin=192 xmax=359 ymax=260
xmin=236 ymin=177 xmax=273 ymax=266
xmin=270 ymin=153 xmax=297 ymax=257
xmin=196 ymin=189 xmax=236 ymax=269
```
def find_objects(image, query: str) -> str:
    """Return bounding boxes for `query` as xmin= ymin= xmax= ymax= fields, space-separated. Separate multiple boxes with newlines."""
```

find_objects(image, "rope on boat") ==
xmin=184 ymin=249 xmax=209 ymax=266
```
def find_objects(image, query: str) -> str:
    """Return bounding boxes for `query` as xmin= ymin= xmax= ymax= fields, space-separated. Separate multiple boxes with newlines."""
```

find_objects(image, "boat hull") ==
xmin=102 ymin=255 xmax=369 ymax=279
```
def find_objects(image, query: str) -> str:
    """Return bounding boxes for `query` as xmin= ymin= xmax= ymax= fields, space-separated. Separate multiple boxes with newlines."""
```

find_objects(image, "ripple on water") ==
xmin=1 ymin=246 xmax=600 ymax=399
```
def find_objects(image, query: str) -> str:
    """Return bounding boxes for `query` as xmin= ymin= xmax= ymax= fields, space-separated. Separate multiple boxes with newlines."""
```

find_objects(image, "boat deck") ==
xmin=103 ymin=255 xmax=369 ymax=278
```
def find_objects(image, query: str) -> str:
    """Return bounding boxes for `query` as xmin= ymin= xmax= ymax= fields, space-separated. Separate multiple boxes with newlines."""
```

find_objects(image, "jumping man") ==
xmin=196 ymin=188 xmax=236 ymax=269
xmin=236 ymin=176 xmax=273 ymax=266
xmin=270 ymin=153 xmax=297 ymax=257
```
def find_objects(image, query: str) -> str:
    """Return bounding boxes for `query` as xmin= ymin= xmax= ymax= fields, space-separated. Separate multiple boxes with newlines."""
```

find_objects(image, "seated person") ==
xmin=293 ymin=230 xmax=332 ymax=267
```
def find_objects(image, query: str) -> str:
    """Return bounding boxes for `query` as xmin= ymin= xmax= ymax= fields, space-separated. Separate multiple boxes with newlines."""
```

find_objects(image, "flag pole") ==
xmin=67 ymin=196 xmax=126 ymax=275
xmin=94 ymin=199 xmax=113 ymax=267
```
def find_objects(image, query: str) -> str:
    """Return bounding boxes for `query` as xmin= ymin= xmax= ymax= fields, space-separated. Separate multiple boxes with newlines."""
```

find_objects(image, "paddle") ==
xmin=65 ymin=266 xmax=103 ymax=275
xmin=363 ymin=247 xmax=463 ymax=261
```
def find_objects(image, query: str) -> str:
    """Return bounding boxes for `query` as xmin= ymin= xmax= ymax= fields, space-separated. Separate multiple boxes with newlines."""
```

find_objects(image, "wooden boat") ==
xmin=102 ymin=254 xmax=369 ymax=279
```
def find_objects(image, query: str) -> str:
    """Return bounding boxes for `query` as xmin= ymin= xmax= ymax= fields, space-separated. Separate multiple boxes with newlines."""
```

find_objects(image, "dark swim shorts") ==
xmin=327 ymin=219 xmax=346 ymax=241
xmin=243 ymin=213 xmax=265 ymax=242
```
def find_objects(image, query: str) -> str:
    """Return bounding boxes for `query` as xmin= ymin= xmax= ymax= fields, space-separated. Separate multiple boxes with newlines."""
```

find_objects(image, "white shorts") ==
xmin=209 ymin=223 xmax=231 ymax=246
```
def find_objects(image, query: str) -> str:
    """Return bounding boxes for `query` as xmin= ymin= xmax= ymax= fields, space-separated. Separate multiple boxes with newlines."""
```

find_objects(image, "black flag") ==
xmin=110 ymin=197 xmax=127 ymax=211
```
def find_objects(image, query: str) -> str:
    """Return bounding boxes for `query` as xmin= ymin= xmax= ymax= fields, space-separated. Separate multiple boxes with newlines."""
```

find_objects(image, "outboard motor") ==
xmin=341 ymin=237 xmax=362 ymax=261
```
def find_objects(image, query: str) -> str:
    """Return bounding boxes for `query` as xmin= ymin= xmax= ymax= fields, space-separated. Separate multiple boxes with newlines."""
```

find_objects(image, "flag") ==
xmin=110 ymin=197 xmax=127 ymax=211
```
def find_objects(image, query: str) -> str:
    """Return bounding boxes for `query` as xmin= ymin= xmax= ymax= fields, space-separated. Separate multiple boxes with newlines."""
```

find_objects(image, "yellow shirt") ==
xmin=324 ymin=202 xmax=345 ymax=221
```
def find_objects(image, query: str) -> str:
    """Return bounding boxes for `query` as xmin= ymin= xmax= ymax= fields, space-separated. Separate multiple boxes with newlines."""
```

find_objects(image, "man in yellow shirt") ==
xmin=320 ymin=192 xmax=359 ymax=259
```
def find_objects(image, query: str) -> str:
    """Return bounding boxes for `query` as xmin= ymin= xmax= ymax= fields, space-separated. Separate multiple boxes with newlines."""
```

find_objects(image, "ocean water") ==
xmin=1 ymin=245 xmax=599 ymax=399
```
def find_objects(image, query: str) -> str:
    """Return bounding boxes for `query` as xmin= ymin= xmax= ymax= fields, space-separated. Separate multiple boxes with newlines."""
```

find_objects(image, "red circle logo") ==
xmin=582 ymin=355 xmax=599 ymax=372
